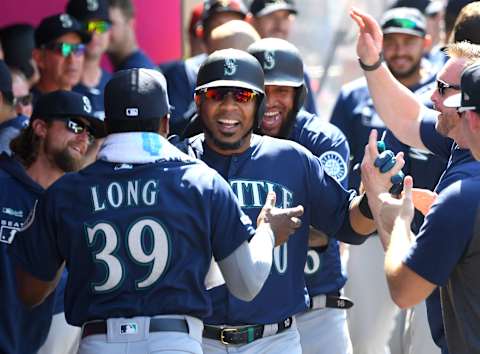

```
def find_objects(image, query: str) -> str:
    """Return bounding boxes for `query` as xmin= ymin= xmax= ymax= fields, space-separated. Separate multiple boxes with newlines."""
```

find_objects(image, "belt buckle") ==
xmin=220 ymin=328 xmax=238 ymax=345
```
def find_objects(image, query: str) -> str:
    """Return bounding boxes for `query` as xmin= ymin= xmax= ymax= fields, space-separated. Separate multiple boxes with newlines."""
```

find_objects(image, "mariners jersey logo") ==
xmin=224 ymin=59 xmax=238 ymax=76
xmin=319 ymin=151 xmax=347 ymax=182
xmin=263 ymin=50 xmax=276 ymax=70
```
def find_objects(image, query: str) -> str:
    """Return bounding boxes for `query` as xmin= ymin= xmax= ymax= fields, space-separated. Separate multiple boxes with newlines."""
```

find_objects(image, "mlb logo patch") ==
xmin=0 ymin=226 xmax=18 ymax=244
xmin=120 ymin=322 xmax=138 ymax=335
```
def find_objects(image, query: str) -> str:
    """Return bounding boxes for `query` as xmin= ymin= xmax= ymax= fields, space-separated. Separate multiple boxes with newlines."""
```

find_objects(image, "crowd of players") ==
xmin=1 ymin=0 xmax=480 ymax=353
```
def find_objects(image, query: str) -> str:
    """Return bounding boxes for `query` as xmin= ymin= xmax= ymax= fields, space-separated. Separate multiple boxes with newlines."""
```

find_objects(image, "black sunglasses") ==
xmin=55 ymin=118 xmax=95 ymax=143
xmin=14 ymin=93 xmax=33 ymax=106
xmin=436 ymin=79 xmax=461 ymax=96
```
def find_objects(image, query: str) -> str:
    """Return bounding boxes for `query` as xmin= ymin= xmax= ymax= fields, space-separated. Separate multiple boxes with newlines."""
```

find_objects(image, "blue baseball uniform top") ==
xmin=289 ymin=111 xmax=350 ymax=296
xmin=0 ymin=153 xmax=55 ymax=354
xmin=0 ymin=115 xmax=29 ymax=155
xmin=115 ymin=49 xmax=156 ymax=71
xmin=330 ymin=76 xmax=436 ymax=191
xmin=73 ymin=69 xmax=112 ymax=119
xmin=403 ymin=176 xmax=480 ymax=354
xmin=189 ymin=134 xmax=365 ymax=325
xmin=10 ymin=138 xmax=256 ymax=327
xmin=418 ymin=108 xmax=480 ymax=353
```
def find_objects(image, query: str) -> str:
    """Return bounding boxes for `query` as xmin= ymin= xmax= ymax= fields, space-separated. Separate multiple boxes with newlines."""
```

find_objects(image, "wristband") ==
xmin=358 ymin=193 xmax=373 ymax=220
xmin=358 ymin=52 xmax=384 ymax=71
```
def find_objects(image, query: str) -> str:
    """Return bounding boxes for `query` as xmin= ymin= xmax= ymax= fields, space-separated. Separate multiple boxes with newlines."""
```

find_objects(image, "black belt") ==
xmin=309 ymin=292 xmax=354 ymax=310
xmin=82 ymin=318 xmax=189 ymax=338
xmin=203 ymin=317 xmax=293 ymax=345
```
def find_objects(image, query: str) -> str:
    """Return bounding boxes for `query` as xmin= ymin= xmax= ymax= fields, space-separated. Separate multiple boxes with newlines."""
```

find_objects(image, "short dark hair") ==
xmin=452 ymin=2 xmax=480 ymax=44
xmin=108 ymin=0 xmax=135 ymax=19
xmin=105 ymin=118 xmax=161 ymax=134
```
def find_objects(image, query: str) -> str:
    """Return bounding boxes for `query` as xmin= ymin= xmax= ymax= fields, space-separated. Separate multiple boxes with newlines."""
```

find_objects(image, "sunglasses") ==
xmin=86 ymin=20 xmax=111 ymax=34
xmin=14 ymin=94 xmax=33 ymax=106
xmin=197 ymin=87 xmax=258 ymax=103
xmin=382 ymin=18 xmax=424 ymax=34
xmin=44 ymin=42 xmax=86 ymax=57
xmin=56 ymin=118 xmax=95 ymax=143
xmin=436 ymin=79 xmax=461 ymax=96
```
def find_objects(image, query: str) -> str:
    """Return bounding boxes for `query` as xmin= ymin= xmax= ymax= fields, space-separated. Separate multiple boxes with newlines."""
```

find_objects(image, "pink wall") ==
xmin=0 ymin=0 xmax=182 ymax=65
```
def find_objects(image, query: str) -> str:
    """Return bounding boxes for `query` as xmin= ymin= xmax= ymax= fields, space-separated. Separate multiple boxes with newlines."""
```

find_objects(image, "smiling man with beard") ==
xmin=0 ymin=90 xmax=104 ymax=354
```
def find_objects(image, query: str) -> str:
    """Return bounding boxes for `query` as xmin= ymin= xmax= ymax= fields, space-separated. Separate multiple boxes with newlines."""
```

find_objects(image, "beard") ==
xmin=45 ymin=138 xmax=84 ymax=172
xmin=388 ymin=57 xmax=422 ymax=80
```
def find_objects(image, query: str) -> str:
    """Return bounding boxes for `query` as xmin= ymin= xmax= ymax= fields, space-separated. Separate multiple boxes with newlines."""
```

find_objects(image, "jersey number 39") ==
xmin=86 ymin=218 xmax=170 ymax=293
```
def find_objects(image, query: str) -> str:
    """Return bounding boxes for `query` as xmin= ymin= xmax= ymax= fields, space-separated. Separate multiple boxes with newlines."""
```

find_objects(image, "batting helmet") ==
xmin=247 ymin=37 xmax=306 ymax=115
xmin=195 ymin=48 xmax=266 ymax=126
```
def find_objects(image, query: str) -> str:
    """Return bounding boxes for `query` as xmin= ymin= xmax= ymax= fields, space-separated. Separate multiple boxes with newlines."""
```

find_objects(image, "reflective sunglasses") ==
xmin=86 ymin=20 xmax=111 ymax=34
xmin=198 ymin=87 xmax=258 ymax=103
xmin=457 ymin=106 xmax=479 ymax=115
xmin=436 ymin=79 xmax=460 ymax=96
xmin=43 ymin=42 xmax=86 ymax=57
xmin=13 ymin=94 xmax=33 ymax=106
xmin=56 ymin=118 xmax=95 ymax=143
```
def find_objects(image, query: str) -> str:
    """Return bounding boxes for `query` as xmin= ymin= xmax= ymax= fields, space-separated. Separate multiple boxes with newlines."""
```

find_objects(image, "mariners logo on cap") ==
xmin=86 ymin=0 xmax=99 ymax=11
xmin=319 ymin=151 xmax=347 ymax=182
xmin=224 ymin=58 xmax=238 ymax=76
xmin=59 ymin=14 xmax=74 ymax=28
xmin=263 ymin=50 xmax=276 ymax=70
xmin=83 ymin=96 xmax=92 ymax=113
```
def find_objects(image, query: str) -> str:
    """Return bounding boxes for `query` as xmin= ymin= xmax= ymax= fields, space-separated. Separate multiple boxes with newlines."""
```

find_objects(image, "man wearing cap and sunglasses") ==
xmin=0 ymin=61 xmax=29 ymax=156
xmin=0 ymin=90 xmax=103 ymax=354
xmin=9 ymin=68 xmax=304 ymax=354
xmin=183 ymin=48 xmax=402 ymax=354
xmin=67 ymin=0 xmax=112 ymax=120
xmin=351 ymin=8 xmax=480 ymax=354
xmin=331 ymin=7 xmax=447 ymax=354
xmin=32 ymin=13 xmax=91 ymax=105
xmin=360 ymin=61 xmax=480 ymax=354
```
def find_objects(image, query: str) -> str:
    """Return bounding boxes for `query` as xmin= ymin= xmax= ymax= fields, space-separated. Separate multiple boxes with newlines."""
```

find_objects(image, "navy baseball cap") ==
xmin=444 ymin=63 xmax=480 ymax=112
xmin=250 ymin=0 xmax=297 ymax=17
xmin=0 ymin=60 xmax=13 ymax=95
xmin=32 ymin=90 xmax=105 ymax=137
xmin=202 ymin=0 xmax=248 ymax=26
xmin=104 ymin=68 xmax=170 ymax=121
xmin=66 ymin=0 xmax=110 ymax=22
xmin=380 ymin=7 xmax=427 ymax=37
xmin=0 ymin=24 xmax=36 ymax=79
xmin=35 ymin=13 xmax=91 ymax=48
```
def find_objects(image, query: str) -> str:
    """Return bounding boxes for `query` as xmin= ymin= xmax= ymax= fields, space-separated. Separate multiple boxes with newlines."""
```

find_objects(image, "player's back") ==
xmin=44 ymin=156 xmax=252 ymax=326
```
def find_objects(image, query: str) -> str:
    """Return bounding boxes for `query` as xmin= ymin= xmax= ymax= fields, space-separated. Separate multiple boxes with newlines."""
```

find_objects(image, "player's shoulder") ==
xmin=435 ymin=176 xmax=480 ymax=214
xmin=257 ymin=134 xmax=314 ymax=160
xmin=295 ymin=111 xmax=346 ymax=143
xmin=339 ymin=77 xmax=368 ymax=96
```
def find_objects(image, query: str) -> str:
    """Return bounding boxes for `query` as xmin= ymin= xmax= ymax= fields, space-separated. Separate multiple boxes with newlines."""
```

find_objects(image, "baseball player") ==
xmin=9 ymin=68 xmax=303 ymax=354
xmin=332 ymin=8 xmax=448 ymax=354
xmin=184 ymin=48 xmax=402 ymax=354
xmin=67 ymin=0 xmax=112 ymax=120
xmin=0 ymin=89 xmax=104 ymax=354
xmin=247 ymin=37 xmax=353 ymax=354
xmin=351 ymin=8 xmax=480 ymax=354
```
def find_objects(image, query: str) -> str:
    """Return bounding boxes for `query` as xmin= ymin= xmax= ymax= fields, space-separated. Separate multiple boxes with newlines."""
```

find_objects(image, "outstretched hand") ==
xmin=257 ymin=192 xmax=304 ymax=246
xmin=350 ymin=7 xmax=383 ymax=66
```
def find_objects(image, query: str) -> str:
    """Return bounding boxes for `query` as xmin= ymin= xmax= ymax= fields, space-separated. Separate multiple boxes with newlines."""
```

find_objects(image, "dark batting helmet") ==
xmin=247 ymin=37 xmax=306 ymax=115
xmin=195 ymin=48 xmax=266 ymax=126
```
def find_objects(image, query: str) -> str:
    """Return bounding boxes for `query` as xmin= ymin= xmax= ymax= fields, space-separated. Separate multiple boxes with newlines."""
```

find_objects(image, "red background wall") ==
xmin=0 ymin=0 xmax=183 ymax=65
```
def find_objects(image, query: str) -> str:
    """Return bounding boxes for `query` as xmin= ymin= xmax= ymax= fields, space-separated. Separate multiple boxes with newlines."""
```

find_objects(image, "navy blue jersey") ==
xmin=73 ymin=69 xmax=112 ymax=119
xmin=330 ymin=75 xmax=435 ymax=191
xmin=116 ymin=50 xmax=156 ymax=71
xmin=189 ymin=134 xmax=362 ymax=325
xmin=10 ymin=139 xmax=255 ymax=326
xmin=290 ymin=111 xmax=350 ymax=295
xmin=403 ymin=176 xmax=480 ymax=354
xmin=0 ymin=153 xmax=55 ymax=354
xmin=0 ymin=115 xmax=29 ymax=155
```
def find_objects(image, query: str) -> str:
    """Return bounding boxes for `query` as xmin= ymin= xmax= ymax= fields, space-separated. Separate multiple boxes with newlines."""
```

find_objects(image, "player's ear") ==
xmin=159 ymin=115 xmax=169 ymax=137
xmin=31 ymin=118 xmax=48 ymax=139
